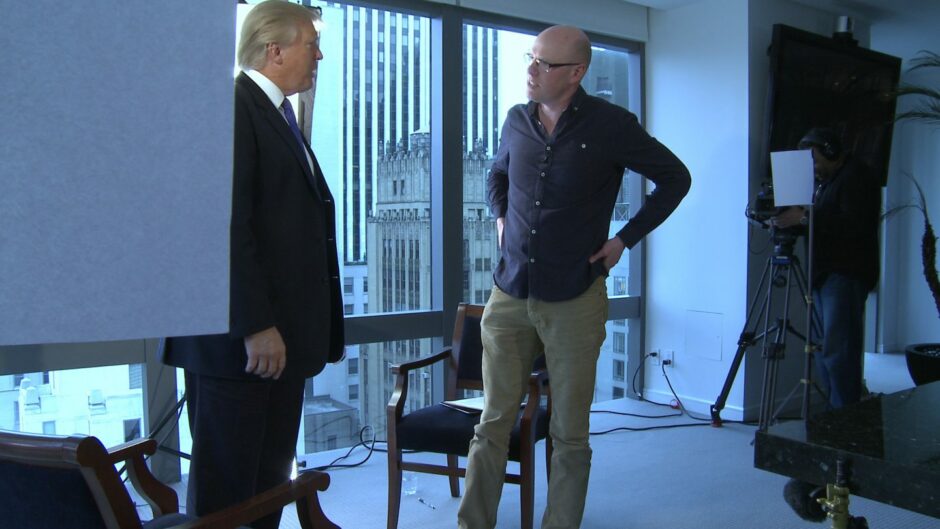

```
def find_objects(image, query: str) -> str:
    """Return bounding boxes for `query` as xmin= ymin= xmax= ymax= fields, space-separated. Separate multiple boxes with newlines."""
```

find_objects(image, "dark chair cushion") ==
xmin=0 ymin=461 xmax=106 ymax=529
xmin=396 ymin=403 xmax=549 ymax=461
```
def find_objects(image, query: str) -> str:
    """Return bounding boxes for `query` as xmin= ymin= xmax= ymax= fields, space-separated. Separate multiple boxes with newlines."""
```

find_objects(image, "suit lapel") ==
xmin=237 ymin=73 xmax=322 ymax=200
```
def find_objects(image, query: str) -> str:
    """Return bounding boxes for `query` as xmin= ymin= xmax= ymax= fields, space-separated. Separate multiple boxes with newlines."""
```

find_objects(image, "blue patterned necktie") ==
xmin=281 ymin=97 xmax=306 ymax=150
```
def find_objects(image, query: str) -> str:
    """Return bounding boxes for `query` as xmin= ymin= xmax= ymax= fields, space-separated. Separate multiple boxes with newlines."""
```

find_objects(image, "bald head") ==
xmin=537 ymin=25 xmax=592 ymax=66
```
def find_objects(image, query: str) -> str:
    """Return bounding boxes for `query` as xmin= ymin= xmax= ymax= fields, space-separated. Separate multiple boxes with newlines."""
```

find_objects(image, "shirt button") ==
xmin=535 ymin=201 xmax=541 ymax=206
xmin=540 ymin=172 xmax=546 ymax=177
xmin=530 ymin=258 xmax=536 ymax=263
xmin=530 ymin=229 xmax=537 ymax=234
xmin=545 ymin=146 xmax=551 ymax=151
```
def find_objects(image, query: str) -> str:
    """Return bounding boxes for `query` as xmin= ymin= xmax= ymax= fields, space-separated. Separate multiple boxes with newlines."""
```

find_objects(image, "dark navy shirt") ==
xmin=812 ymin=156 xmax=881 ymax=291
xmin=488 ymin=87 xmax=691 ymax=301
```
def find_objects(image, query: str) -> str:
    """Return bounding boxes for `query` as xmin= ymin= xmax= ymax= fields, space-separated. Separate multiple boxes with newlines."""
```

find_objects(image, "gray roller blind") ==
xmin=0 ymin=1 xmax=236 ymax=345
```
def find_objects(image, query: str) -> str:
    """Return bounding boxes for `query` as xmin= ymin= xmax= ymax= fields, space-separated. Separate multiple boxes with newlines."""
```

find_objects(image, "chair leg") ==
xmin=520 ymin=452 xmax=535 ymax=529
xmin=447 ymin=454 xmax=461 ymax=497
xmin=388 ymin=449 xmax=402 ymax=529
xmin=297 ymin=490 xmax=341 ymax=529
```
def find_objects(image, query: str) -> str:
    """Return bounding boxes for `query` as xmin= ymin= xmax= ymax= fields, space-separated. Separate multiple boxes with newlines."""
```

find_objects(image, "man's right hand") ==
xmin=244 ymin=326 xmax=286 ymax=379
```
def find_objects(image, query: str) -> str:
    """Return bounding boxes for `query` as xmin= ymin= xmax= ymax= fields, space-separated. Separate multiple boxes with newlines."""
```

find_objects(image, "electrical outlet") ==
xmin=650 ymin=350 xmax=661 ymax=366
xmin=662 ymin=350 xmax=674 ymax=367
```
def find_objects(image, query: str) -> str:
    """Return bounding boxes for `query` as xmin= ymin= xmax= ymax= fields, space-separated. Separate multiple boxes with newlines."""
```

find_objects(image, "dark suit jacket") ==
xmin=163 ymin=72 xmax=344 ymax=380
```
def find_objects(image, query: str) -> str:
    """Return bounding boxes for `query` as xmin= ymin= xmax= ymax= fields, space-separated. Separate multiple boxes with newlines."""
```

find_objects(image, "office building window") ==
xmin=124 ymin=418 xmax=142 ymax=442
xmin=128 ymin=364 xmax=143 ymax=390
xmin=462 ymin=23 xmax=640 ymax=404
xmin=0 ymin=366 xmax=144 ymax=449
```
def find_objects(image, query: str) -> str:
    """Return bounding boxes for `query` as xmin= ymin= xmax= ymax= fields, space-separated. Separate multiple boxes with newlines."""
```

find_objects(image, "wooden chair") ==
xmin=0 ymin=429 xmax=340 ymax=529
xmin=386 ymin=303 xmax=552 ymax=529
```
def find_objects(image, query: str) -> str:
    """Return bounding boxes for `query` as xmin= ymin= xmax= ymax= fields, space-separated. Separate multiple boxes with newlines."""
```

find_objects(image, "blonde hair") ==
xmin=237 ymin=1 xmax=321 ymax=70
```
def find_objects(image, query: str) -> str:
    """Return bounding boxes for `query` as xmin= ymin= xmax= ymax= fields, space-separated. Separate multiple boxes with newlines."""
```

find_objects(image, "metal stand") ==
xmin=150 ymin=392 xmax=190 ymax=460
xmin=818 ymin=458 xmax=869 ymax=529
xmin=710 ymin=226 xmax=820 ymax=430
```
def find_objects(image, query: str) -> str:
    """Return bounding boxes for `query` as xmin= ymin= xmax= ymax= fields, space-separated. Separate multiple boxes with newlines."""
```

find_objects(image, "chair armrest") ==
xmin=387 ymin=348 xmax=451 ymax=423
xmin=390 ymin=348 xmax=451 ymax=375
xmin=107 ymin=437 xmax=157 ymax=463
xmin=169 ymin=470 xmax=339 ymax=529
xmin=106 ymin=438 xmax=179 ymax=517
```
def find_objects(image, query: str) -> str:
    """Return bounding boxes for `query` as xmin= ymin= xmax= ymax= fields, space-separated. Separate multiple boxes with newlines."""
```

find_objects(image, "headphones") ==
xmin=798 ymin=128 xmax=842 ymax=161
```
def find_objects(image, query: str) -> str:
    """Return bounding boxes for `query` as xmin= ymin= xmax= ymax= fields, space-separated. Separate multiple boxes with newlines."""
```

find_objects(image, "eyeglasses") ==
xmin=523 ymin=52 xmax=580 ymax=73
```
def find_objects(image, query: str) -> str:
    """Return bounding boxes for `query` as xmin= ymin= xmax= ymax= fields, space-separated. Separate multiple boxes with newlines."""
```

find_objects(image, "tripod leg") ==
xmin=710 ymin=257 xmax=774 ymax=426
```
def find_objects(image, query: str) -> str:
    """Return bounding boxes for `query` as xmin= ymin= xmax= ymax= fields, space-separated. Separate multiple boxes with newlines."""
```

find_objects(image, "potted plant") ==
xmin=888 ymin=50 xmax=940 ymax=385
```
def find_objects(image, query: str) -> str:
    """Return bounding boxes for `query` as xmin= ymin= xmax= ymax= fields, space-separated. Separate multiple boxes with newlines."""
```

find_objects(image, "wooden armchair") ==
xmin=0 ymin=429 xmax=339 ymax=529
xmin=386 ymin=303 xmax=551 ymax=529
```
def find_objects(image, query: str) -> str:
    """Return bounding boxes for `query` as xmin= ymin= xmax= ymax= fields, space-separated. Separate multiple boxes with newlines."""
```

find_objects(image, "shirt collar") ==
xmin=526 ymin=85 xmax=588 ymax=118
xmin=244 ymin=69 xmax=287 ymax=109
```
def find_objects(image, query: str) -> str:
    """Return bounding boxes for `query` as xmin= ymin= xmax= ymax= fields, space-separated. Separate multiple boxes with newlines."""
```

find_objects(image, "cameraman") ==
xmin=772 ymin=127 xmax=881 ymax=409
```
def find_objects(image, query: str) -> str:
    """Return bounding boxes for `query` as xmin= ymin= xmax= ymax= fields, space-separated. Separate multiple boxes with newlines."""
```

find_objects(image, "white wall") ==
xmin=645 ymin=0 xmax=751 ymax=417
xmin=644 ymin=0 xmax=852 ymax=419
xmin=871 ymin=4 xmax=940 ymax=351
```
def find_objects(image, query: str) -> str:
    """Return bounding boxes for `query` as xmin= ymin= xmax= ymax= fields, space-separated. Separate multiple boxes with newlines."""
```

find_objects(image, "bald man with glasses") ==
xmin=457 ymin=25 xmax=690 ymax=529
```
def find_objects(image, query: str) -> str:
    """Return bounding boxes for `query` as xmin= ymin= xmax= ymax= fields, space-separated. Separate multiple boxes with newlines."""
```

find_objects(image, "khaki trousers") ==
xmin=457 ymin=278 xmax=608 ymax=529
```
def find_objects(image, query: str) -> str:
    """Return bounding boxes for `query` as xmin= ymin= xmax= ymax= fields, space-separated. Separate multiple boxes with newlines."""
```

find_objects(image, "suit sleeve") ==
xmin=229 ymin=87 xmax=276 ymax=338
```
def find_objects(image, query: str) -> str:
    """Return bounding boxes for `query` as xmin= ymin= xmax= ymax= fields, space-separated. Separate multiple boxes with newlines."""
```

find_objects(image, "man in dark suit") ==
xmin=162 ymin=2 xmax=342 ymax=528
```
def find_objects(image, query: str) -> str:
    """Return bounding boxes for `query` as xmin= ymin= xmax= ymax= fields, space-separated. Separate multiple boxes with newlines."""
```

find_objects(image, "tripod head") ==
xmin=770 ymin=226 xmax=801 ymax=258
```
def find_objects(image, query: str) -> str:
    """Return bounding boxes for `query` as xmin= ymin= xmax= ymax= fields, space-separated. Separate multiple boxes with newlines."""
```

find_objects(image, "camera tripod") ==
xmin=710 ymin=227 xmax=821 ymax=431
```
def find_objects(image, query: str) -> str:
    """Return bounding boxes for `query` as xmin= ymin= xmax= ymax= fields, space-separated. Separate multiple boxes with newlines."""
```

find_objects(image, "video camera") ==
xmin=746 ymin=181 xmax=802 ymax=257
xmin=746 ymin=181 xmax=779 ymax=224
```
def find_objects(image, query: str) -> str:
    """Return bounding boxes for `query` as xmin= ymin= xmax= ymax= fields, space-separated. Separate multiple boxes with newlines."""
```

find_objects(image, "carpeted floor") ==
xmin=161 ymin=352 xmax=939 ymax=528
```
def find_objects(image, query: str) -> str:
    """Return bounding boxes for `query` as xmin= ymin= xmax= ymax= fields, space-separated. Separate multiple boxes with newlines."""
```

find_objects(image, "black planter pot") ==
xmin=905 ymin=343 xmax=940 ymax=386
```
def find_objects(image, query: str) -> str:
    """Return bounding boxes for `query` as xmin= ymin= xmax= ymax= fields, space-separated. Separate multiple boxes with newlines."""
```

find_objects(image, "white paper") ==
xmin=770 ymin=149 xmax=815 ymax=206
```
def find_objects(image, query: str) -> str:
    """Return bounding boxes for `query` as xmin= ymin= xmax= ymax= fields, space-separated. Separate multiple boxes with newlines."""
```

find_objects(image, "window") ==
xmin=300 ymin=338 xmax=431 ymax=456
xmin=344 ymin=304 xmax=354 ymax=315
xmin=128 ymin=364 xmax=143 ymax=390
xmin=613 ymin=276 xmax=627 ymax=296
xmin=613 ymin=359 xmax=625 ymax=381
xmin=0 ymin=366 xmax=144 ymax=449
xmin=311 ymin=4 xmax=431 ymax=319
xmin=124 ymin=418 xmax=142 ymax=442
xmin=613 ymin=386 xmax=625 ymax=399
xmin=463 ymin=23 xmax=642 ymax=405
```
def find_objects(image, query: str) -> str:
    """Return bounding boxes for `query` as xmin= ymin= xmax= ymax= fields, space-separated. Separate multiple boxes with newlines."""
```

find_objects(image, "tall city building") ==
xmin=309 ymin=8 xmax=503 ymax=446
